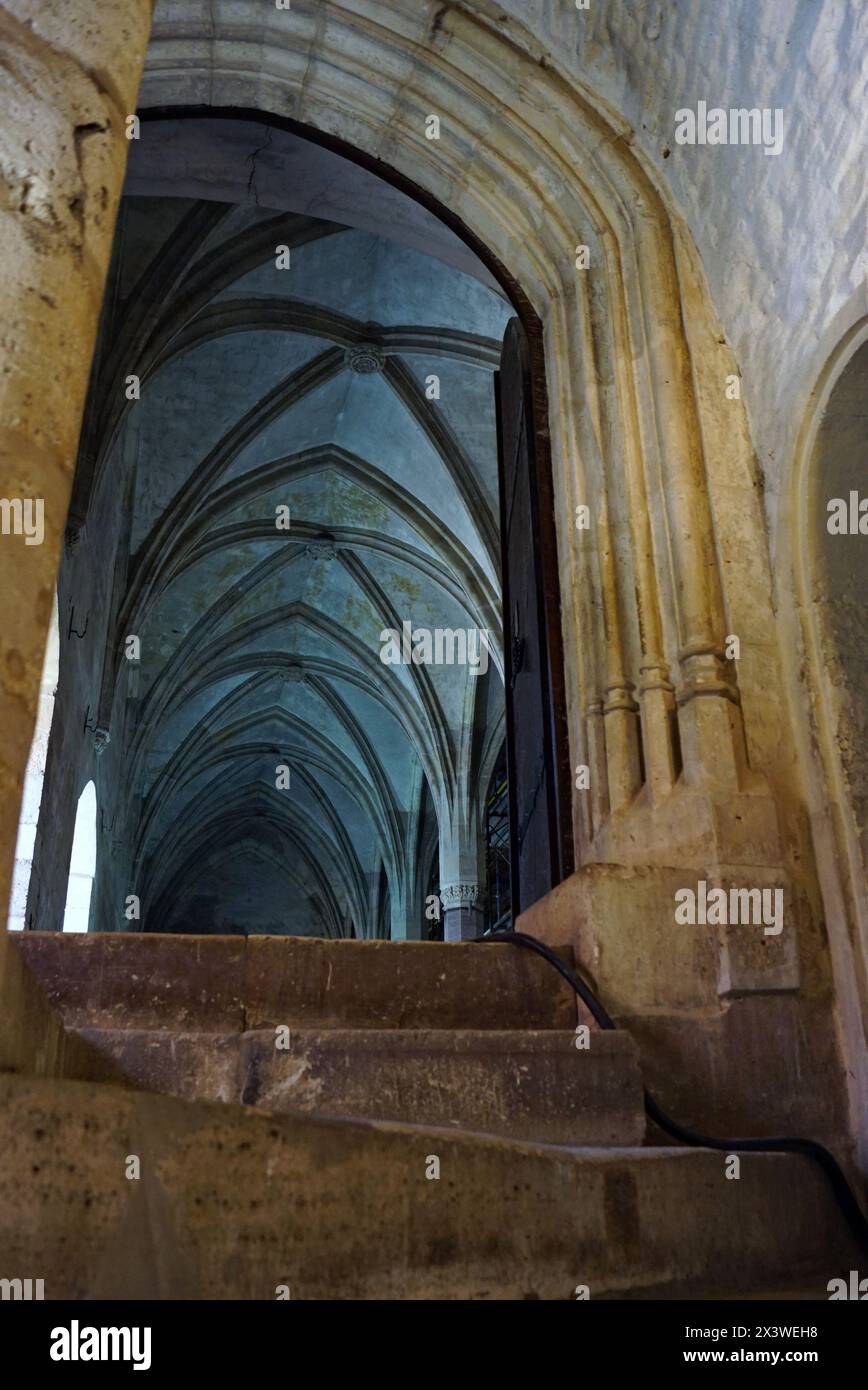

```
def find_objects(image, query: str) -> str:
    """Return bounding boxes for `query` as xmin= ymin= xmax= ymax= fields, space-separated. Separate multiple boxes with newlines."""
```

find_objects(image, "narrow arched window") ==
xmin=7 ymin=595 xmax=59 ymax=931
xmin=62 ymin=781 xmax=97 ymax=933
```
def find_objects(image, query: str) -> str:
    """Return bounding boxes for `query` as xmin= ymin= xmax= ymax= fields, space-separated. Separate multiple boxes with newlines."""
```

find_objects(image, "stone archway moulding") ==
xmin=1 ymin=0 xmax=852 ymax=1153
xmin=139 ymin=0 xmax=771 ymax=872
xmin=131 ymin=6 xmax=855 ymax=1156
xmin=778 ymin=309 xmax=868 ymax=1170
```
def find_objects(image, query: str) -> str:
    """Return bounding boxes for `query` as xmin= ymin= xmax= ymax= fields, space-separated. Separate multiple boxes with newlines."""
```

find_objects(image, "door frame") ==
xmin=136 ymin=105 xmax=576 ymax=902
xmin=495 ymin=319 xmax=574 ymax=915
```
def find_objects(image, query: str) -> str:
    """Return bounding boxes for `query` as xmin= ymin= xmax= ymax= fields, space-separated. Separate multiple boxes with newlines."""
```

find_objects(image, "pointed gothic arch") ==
xmin=0 ymin=0 xmax=857 ymax=1177
xmin=779 ymin=310 xmax=868 ymax=1168
xmin=134 ymin=0 xmax=770 ymax=876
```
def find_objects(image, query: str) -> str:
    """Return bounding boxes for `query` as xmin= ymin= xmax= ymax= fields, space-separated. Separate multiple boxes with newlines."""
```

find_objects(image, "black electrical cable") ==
xmin=477 ymin=926 xmax=868 ymax=1254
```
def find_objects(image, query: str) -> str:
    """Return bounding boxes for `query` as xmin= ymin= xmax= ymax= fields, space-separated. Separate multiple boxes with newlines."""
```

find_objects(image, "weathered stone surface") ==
xmin=13 ymin=933 xmax=578 ymax=1032
xmin=0 ymin=0 xmax=864 ymax=1280
xmin=631 ymin=995 xmax=852 ymax=1154
xmin=517 ymin=864 xmax=852 ymax=1150
xmin=243 ymin=936 xmax=578 ymax=1031
xmin=75 ymin=1028 xmax=240 ymax=1106
xmin=0 ymin=932 xmax=124 ymax=1084
xmin=3 ymin=0 xmax=862 ymax=1159
xmin=519 ymin=864 xmax=721 ymax=1013
xmin=12 ymin=932 xmax=247 ymax=1031
xmin=238 ymin=1029 xmax=643 ymax=1144
xmin=0 ymin=1072 xmax=858 ymax=1300
xmin=73 ymin=1027 xmax=645 ymax=1146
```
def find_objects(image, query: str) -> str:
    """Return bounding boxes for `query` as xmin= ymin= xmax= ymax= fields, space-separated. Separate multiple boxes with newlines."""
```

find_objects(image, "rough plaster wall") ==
xmin=496 ymin=0 xmax=867 ymax=558
xmin=811 ymin=339 xmax=868 ymax=869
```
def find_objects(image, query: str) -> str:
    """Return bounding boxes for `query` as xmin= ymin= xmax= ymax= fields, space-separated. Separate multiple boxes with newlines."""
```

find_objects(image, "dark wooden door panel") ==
xmin=495 ymin=317 xmax=573 ymax=917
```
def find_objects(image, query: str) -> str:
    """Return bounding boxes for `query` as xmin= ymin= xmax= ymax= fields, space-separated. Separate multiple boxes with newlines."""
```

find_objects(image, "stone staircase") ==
xmin=1 ymin=932 xmax=860 ymax=1299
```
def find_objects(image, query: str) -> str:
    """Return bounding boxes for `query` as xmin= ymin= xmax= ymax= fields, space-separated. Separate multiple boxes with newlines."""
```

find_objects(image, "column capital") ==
xmin=440 ymin=882 xmax=480 ymax=911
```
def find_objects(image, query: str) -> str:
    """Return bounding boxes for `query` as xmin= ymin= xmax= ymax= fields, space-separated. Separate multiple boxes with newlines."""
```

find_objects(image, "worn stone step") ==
xmin=0 ymin=1072 xmax=859 ymax=1300
xmin=13 ymin=932 xmax=578 ymax=1032
xmin=72 ymin=1027 xmax=645 ymax=1145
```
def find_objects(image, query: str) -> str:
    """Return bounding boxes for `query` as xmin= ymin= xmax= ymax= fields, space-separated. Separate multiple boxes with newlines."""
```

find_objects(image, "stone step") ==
xmin=0 ymin=1072 xmax=858 ymax=1300
xmin=72 ymin=1027 xmax=645 ymax=1145
xmin=13 ymin=932 xmax=578 ymax=1032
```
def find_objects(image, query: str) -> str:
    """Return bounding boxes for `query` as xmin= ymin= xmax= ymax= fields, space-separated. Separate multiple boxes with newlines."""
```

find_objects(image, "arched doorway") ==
xmin=135 ymin=3 xmax=765 ymax=861
xmin=21 ymin=113 xmax=573 ymax=941
xmin=2 ymin=1 xmax=779 ymax=945
xmin=810 ymin=337 xmax=868 ymax=880
xmin=782 ymin=316 xmax=868 ymax=1166
xmin=0 ymin=0 xmax=821 ymax=1149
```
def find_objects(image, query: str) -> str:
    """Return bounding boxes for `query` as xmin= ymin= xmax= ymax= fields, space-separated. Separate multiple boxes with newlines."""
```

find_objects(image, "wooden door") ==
xmin=495 ymin=317 xmax=573 ymax=917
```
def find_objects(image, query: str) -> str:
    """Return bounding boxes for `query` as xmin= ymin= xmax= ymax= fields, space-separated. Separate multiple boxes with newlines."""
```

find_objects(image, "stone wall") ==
xmin=127 ymin=0 xmax=864 ymax=1163
xmin=811 ymin=341 xmax=868 ymax=875
xmin=498 ymin=0 xmax=867 ymax=559
xmin=0 ymin=0 xmax=863 ymax=1170
xmin=0 ymin=0 xmax=154 ymax=1069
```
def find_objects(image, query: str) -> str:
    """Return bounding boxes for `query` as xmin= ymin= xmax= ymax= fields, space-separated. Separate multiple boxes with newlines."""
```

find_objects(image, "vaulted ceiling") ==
xmin=82 ymin=125 xmax=511 ymax=938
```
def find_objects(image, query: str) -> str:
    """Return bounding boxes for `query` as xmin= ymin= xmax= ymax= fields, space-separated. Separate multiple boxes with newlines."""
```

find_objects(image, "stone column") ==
xmin=441 ymin=882 xmax=483 ymax=942
xmin=438 ymin=796 xmax=486 ymax=941
xmin=634 ymin=219 xmax=748 ymax=791
xmin=585 ymin=698 xmax=609 ymax=835
xmin=0 ymin=0 xmax=154 ymax=1070
xmin=596 ymin=503 xmax=642 ymax=811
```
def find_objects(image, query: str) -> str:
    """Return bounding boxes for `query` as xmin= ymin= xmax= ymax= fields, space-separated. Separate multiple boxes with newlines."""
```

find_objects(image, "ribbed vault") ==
xmin=75 ymin=156 xmax=511 ymax=938
xmin=135 ymin=0 xmax=766 ymax=871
